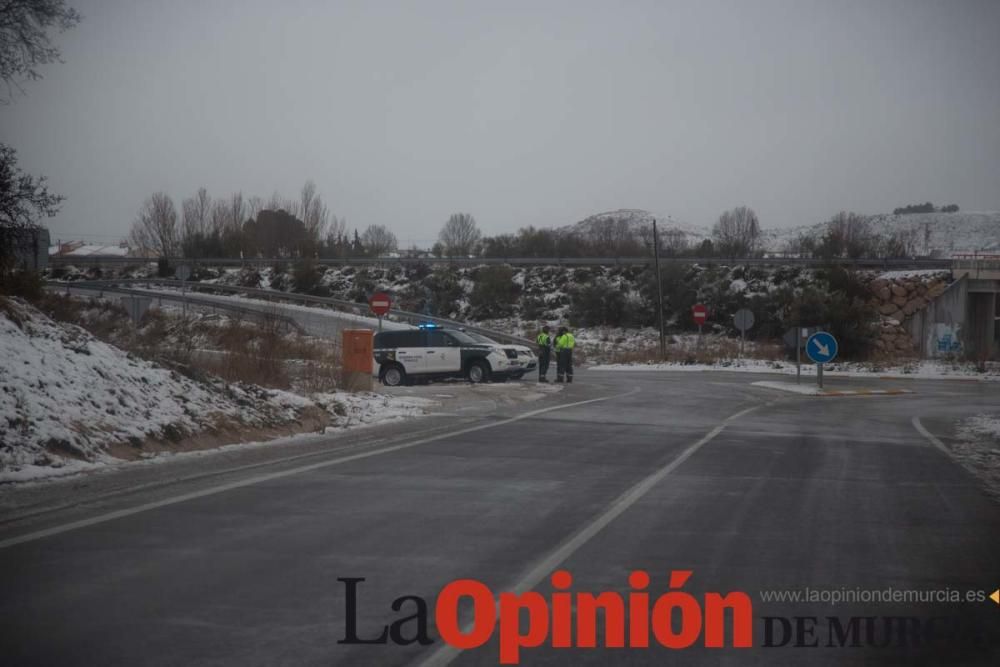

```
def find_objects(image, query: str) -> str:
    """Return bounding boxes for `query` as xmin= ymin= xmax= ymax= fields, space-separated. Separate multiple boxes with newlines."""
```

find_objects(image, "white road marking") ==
xmin=416 ymin=402 xmax=764 ymax=667
xmin=911 ymin=416 xmax=953 ymax=457
xmin=0 ymin=389 xmax=639 ymax=550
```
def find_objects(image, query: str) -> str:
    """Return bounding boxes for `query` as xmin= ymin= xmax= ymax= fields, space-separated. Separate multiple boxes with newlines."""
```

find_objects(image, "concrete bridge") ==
xmin=908 ymin=258 xmax=1000 ymax=361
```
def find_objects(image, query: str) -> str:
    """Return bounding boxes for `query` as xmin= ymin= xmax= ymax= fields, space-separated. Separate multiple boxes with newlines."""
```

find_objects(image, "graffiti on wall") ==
xmin=929 ymin=323 xmax=962 ymax=357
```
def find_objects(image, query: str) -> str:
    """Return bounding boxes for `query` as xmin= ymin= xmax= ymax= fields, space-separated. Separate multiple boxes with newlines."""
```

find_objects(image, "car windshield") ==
xmin=446 ymin=329 xmax=485 ymax=345
xmin=463 ymin=331 xmax=498 ymax=344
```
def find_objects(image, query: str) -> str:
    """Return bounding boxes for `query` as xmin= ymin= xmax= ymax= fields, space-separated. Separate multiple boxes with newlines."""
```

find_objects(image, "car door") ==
xmin=393 ymin=330 xmax=427 ymax=373
xmin=425 ymin=330 xmax=462 ymax=373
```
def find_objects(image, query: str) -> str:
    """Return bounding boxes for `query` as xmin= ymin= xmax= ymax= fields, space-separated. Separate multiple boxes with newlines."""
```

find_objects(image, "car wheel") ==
xmin=381 ymin=363 xmax=406 ymax=387
xmin=467 ymin=360 xmax=490 ymax=384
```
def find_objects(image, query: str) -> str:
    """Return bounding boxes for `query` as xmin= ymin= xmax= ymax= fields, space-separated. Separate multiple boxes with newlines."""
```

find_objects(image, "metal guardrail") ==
xmin=49 ymin=283 xmax=307 ymax=335
xmin=49 ymin=279 xmax=534 ymax=347
xmin=48 ymin=254 xmax=955 ymax=269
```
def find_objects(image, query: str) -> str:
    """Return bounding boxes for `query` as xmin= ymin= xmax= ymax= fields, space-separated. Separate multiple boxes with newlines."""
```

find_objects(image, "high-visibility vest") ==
xmin=555 ymin=333 xmax=575 ymax=350
xmin=537 ymin=332 xmax=550 ymax=347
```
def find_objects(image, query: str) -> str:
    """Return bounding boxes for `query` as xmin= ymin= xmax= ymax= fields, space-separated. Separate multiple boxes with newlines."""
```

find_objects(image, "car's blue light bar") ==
xmin=418 ymin=322 xmax=438 ymax=329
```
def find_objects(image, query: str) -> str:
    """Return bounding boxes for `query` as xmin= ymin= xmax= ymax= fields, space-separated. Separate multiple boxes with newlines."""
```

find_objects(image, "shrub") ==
xmin=568 ymin=277 xmax=629 ymax=327
xmin=0 ymin=270 xmax=44 ymax=300
xmin=468 ymin=265 xmax=519 ymax=319
xmin=292 ymin=259 xmax=322 ymax=294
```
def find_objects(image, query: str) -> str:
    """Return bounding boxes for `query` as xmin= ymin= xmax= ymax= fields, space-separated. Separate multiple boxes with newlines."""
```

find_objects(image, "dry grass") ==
xmin=35 ymin=293 xmax=343 ymax=392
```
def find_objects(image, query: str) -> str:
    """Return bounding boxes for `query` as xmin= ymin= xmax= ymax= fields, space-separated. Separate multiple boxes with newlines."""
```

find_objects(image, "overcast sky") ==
xmin=4 ymin=0 xmax=999 ymax=245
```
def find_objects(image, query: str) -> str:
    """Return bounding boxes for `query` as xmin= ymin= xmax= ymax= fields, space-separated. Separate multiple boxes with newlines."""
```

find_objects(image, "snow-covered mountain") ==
xmin=563 ymin=209 xmax=1000 ymax=256
xmin=560 ymin=209 xmax=710 ymax=246
xmin=765 ymin=212 xmax=1000 ymax=256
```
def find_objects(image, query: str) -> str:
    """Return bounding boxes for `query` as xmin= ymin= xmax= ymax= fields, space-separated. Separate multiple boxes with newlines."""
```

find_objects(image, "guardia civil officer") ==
xmin=536 ymin=325 xmax=552 ymax=382
xmin=554 ymin=326 xmax=576 ymax=383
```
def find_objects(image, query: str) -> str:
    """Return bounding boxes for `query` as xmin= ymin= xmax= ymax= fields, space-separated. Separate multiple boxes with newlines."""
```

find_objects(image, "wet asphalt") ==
xmin=1 ymin=370 xmax=998 ymax=666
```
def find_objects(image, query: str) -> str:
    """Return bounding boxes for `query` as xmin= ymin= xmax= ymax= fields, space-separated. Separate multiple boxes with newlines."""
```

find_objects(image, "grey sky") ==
xmin=4 ymin=0 xmax=999 ymax=246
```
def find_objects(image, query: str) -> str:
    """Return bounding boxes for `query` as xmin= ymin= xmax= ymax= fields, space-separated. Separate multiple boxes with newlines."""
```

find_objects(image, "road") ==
xmin=1 ymin=372 xmax=998 ymax=665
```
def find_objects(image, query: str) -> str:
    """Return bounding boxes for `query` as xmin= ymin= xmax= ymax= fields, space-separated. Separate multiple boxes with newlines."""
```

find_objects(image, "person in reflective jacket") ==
xmin=536 ymin=325 xmax=552 ymax=382
xmin=554 ymin=327 xmax=576 ymax=383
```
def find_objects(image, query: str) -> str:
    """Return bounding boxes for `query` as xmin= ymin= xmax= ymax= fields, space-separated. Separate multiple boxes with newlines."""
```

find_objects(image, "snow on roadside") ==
xmin=0 ymin=298 xmax=432 ymax=484
xmin=590 ymin=358 xmax=1000 ymax=381
xmin=751 ymin=381 xmax=825 ymax=395
xmin=953 ymin=413 xmax=1000 ymax=501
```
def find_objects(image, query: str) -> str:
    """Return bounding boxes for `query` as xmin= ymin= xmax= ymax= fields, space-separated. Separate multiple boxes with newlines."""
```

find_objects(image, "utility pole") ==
xmin=653 ymin=220 xmax=666 ymax=359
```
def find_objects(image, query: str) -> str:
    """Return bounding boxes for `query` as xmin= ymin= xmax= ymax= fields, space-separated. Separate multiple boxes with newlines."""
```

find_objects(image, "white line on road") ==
xmin=911 ymin=416 xmax=953 ymax=457
xmin=0 ymin=390 xmax=638 ymax=550
xmin=416 ymin=402 xmax=764 ymax=667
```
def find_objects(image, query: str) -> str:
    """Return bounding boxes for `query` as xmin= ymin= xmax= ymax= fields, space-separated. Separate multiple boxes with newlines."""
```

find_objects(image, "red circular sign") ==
xmin=369 ymin=292 xmax=391 ymax=317
xmin=692 ymin=304 xmax=708 ymax=324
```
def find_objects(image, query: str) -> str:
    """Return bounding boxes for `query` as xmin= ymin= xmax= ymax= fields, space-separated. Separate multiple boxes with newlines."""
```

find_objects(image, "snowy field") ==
xmin=0 ymin=298 xmax=432 ymax=483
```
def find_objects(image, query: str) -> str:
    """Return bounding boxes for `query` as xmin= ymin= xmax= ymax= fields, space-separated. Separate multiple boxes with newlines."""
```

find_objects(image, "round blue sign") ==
xmin=805 ymin=331 xmax=838 ymax=364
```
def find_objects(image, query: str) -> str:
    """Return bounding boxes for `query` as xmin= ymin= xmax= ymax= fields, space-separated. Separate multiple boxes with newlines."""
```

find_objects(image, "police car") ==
xmin=373 ymin=325 xmax=518 ymax=386
xmin=461 ymin=330 xmax=537 ymax=379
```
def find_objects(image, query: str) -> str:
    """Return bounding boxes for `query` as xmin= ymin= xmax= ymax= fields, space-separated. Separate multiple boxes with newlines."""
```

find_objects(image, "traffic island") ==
xmin=751 ymin=380 xmax=914 ymax=397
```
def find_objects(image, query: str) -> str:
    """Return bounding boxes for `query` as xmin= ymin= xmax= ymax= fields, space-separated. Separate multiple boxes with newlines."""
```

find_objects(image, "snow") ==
xmin=877 ymin=269 xmax=950 ymax=280
xmin=752 ymin=381 xmax=826 ymax=395
xmin=0 ymin=298 xmax=433 ymax=483
xmin=953 ymin=413 xmax=1000 ymax=500
xmin=590 ymin=358 xmax=1000 ymax=381
xmin=51 ymin=244 xmax=131 ymax=257
xmin=562 ymin=208 xmax=1000 ymax=256
xmin=957 ymin=414 xmax=1000 ymax=442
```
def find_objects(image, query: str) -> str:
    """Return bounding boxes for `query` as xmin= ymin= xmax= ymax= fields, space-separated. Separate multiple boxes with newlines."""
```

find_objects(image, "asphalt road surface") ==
xmin=1 ymin=371 xmax=998 ymax=666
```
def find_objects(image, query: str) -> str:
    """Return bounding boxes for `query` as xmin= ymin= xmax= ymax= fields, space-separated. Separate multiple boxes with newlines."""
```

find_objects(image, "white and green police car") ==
xmin=373 ymin=326 xmax=518 ymax=386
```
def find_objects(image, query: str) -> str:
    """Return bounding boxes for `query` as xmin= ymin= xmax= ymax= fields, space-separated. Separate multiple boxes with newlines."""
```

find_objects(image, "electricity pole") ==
xmin=653 ymin=220 xmax=666 ymax=359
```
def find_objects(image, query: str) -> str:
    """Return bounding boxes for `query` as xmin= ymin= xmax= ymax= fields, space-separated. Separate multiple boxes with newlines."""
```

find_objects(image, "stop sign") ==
xmin=369 ymin=292 xmax=391 ymax=317
xmin=692 ymin=304 xmax=708 ymax=325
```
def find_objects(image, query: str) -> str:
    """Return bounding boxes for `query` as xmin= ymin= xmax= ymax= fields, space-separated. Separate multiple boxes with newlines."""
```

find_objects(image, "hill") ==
xmin=564 ymin=209 xmax=1000 ymax=256
xmin=560 ymin=209 xmax=709 ymax=248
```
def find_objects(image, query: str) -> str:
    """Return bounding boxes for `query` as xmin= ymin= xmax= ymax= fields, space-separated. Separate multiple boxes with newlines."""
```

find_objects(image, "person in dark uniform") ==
xmin=554 ymin=326 xmax=576 ymax=383
xmin=536 ymin=325 xmax=552 ymax=382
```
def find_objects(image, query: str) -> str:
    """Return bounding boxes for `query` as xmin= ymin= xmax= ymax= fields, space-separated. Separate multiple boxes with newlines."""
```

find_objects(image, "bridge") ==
xmin=48 ymin=254 xmax=955 ymax=269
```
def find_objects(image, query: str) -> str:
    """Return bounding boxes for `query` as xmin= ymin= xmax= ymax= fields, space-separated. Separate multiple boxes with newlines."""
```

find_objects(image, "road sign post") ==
xmin=733 ymin=308 xmax=755 ymax=358
xmin=369 ymin=292 xmax=391 ymax=332
xmin=692 ymin=304 xmax=707 ymax=348
xmin=805 ymin=331 xmax=838 ymax=389
xmin=652 ymin=221 xmax=666 ymax=359
xmin=175 ymin=265 xmax=191 ymax=316
xmin=796 ymin=328 xmax=802 ymax=384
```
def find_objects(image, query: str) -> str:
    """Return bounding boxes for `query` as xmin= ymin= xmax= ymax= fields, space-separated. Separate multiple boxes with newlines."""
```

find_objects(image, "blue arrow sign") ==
xmin=806 ymin=331 xmax=838 ymax=364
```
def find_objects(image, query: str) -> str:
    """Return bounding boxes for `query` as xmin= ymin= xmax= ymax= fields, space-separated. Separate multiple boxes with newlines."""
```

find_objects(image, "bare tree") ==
xmin=181 ymin=187 xmax=212 ymax=239
xmin=228 ymin=191 xmax=246 ymax=228
xmin=438 ymin=212 xmax=481 ymax=257
xmin=327 ymin=214 xmax=346 ymax=242
xmin=0 ymin=142 xmax=63 ymax=269
xmin=266 ymin=191 xmax=287 ymax=212
xmin=209 ymin=199 xmax=230 ymax=235
xmin=247 ymin=196 xmax=265 ymax=221
xmin=299 ymin=181 xmax=328 ymax=249
xmin=361 ymin=224 xmax=397 ymax=256
xmin=128 ymin=193 xmax=178 ymax=257
xmin=712 ymin=206 xmax=760 ymax=257
xmin=821 ymin=211 xmax=872 ymax=258
xmin=0 ymin=0 xmax=81 ymax=102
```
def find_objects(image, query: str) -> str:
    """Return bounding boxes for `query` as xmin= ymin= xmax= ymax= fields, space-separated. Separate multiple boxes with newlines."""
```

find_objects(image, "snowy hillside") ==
xmin=0 ymin=298 xmax=429 ymax=481
xmin=562 ymin=208 xmax=1000 ymax=256
xmin=561 ymin=209 xmax=709 ymax=246
xmin=765 ymin=211 xmax=1000 ymax=256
